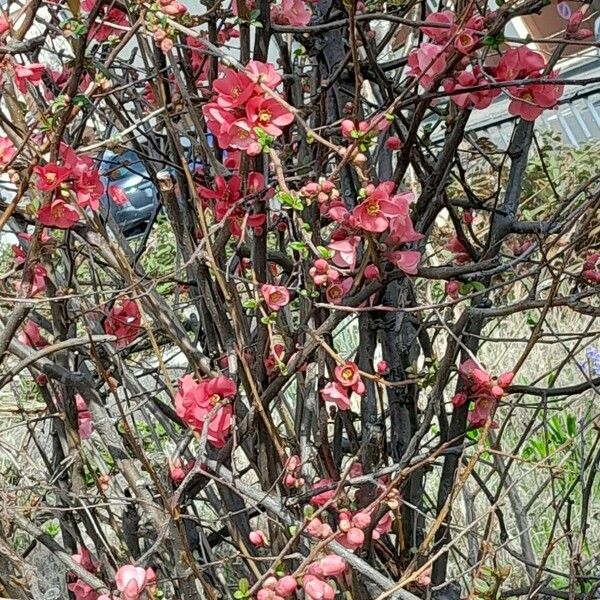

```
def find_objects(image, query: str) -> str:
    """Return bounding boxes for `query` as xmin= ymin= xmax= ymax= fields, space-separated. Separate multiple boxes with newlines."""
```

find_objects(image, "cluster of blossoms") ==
xmin=68 ymin=548 xmax=156 ymax=600
xmin=282 ymin=454 xmax=305 ymax=488
xmin=581 ymin=253 xmax=600 ymax=283
xmin=321 ymin=361 xmax=364 ymax=411
xmin=306 ymin=462 xmax=397 ymax=555
xmin=83 ymin=0 xmax=129 ymax=43
xmin=301 ymin=180 xmax=423 ymax=307
xmin=453 ymin=360 xmax=514 ymax=427
xmin=174 ymin=374 xmax=237 ymax=447
xmin=103 ymin=298 xmax=142 ymax=348
xmin=32 ymin=144 xmax=104 ymax=229
xmin=408 ymin=10 xmax=565 ymax=121
xmin=203 ymin=61 xmax=294 ymax=155
xmin=198 ymin=172 xmax=267 ymax=237
xmin=146 ymin=0 xmax=188 ymax=53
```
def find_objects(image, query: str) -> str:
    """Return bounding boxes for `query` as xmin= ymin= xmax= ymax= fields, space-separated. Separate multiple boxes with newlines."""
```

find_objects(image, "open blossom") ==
xmin=115 ymin=565 xmax=147 ymax=600
xmin=494 ymin=47 xmax=563 ymax=121
xmin=261 ymin=284 xmax=290 ymax=310
xmin=174 ymin=374 xmax=236 ymax=446
xmin=353 ymin=182 xmax=405 ymax=233
xmin=0 ymin=136 xmax=16 ymax=165
xmin=386 ymin=250 xmax=421 ymax=275
xmin=76 ymin=395 xmax=94 ymax=439
xmin=420 ymin=10 xmax=456 ymax=43
xmin=203 ymin=62 xmax=293 ymax=154
xmin=334 ymin=361 xmax=360 ymax=388
xmin=271 ymin=0 xmax=311 ymax=26
xmin=328 ymin=236 xmax=359 ymax=270
xmin=13 ymin=62 xmax=44 ymax=93
xmin=325 ymin=277 xmax=352 ymax=304
xmin=444 ymin=67 xmax=501 ymax=110
xmin=104 ymin=298 xmax=141 ymax=347
xmin=407 ymin=43 xmax=447 ymax=90
xmin=34 ymin=163 xmax=71 ymax=192
xmin=321 ymin=382 xmax=350 ymax=411
xmin=38 ymin=199 xmax=80 ymax=229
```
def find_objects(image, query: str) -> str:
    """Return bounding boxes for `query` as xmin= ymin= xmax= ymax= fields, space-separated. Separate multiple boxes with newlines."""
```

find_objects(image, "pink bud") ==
xmin=263 ymin=576 xmax=278 ymax=590
xmin=284 ymin=474 xmax=298 ymax=487
xmin=303 ymin=575 xmax=335 ymax=600
xmin=491 ymin=385 xmax=504 ymax=398
xmin=306 ymin=518 xmax=324 ymax=538
xmin=249 ymin=529 xmax=268 ymax=547
xmin=275 ymin=575 xmax=298 ymax=597
xmin=445 ymin=280 xmax=460 ymax=299
xmin=345 ymin=527 xmax=365 ymax=548
xmin=452 ymin=392 xmax=468 ymax=408
xmin=319 ymin=554 xmax=347 ymax=577
xmin=497 ymin=371 xmax=514 ymax=389
xmin=376 ymin=360 xmax=388 ymax=374
xmin=385 ymin=136 xmax=402 ymax=150
xmin=463 ymin=210 xmax=474 ymax=224
xmin=321 ymin=180 xmax=335 ymax=193
xmin=352 ymin=511 xmax=371 ymax=529
xmin=364 ymin=264 xmax=380 ymax=280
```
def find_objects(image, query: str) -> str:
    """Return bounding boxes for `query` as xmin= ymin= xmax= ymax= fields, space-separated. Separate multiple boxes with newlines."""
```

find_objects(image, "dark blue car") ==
xmin=99 ymin=137 xmax=203 ymax=235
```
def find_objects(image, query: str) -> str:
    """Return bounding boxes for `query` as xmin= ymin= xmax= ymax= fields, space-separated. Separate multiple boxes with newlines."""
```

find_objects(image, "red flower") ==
xmin=38 ymin=199 xmax=80 ymax=229
xmin=214 ymin=70 xmax=255 ymax=109
xmin=115 ymin=565 xmax=147 ymax=600
xmin=75 ymin=170 xmax=104 ymax=210
xmin=18 ymin=321 xmax=49 ymax=349
xmin=245 ymin=96 xmax=294 ymax=137
xmin=261 ymin=284 xmax=290 ymax=310
xmin=420 ymin=10 xmax=456 ymax=43
xmin=174 ymin=374 xmax=236 ymax=447
xmin=104 ymin=298 xmax=142 ymax=348
xmin=13 ymin=62 xmax=44 ymax=94
xmin=34 ymin=163 xmax=71 ymax=192
xmin=246 ymin=60 xmax=282 ymax=90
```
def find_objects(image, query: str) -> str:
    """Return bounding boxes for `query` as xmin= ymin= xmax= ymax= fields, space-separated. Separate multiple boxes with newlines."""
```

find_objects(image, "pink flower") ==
xmin=372 ymin=511 xmax=393 ymax=539
xmin=407 ymin=43 xmax=447 ymax=90
xmin=213 ymin=70 xmax=255 ymax=109
xmin=495 ymin=47 xmax=546 ymax=82
xmin=334 ymin=361 xmax=360 ymax=387
xmin=352 ymin=511 xmax=371 ymax=529
xmin=507 ymin=76 xmax=564 ymax=122
xmin=353 ymin=186 xmax=406 ymax=233
xmin=386 ymin=250 xmax=421 ymax=275
xmin=303 ymin=575 xmax=335 ymax=600
xmin=261 ymin=284 xmax=290 ymax=310
xmin=321 ymin=382 xmax=350 ymax=411
xmin=376 ymin=360 xmax=388 ymax=374
xmin=325 ymin=277 xmax=352 ymax=304
xmin=445 ymin=68 xmax=501 ymax=110
xmin=38 ymin=199 xmax=80 ymax=229
xmin=246 ymin=96 xmax=294 ymax=136
xmin=497 ymin=371 xmax=514 ymax=389
xmin=271 ymin=0 xmax=311 ymax=26
xmin=328 ymin=236 xmax=360 ymax=270
xmin=34 ymin=163 xmax=71 ymax=192
xmin=275 ymin=575 xmax=297 ymax=597
xmin=104 ymin=298 xmax=141 ymax=347
xmin=468 ymin=396 xmax=495 ymax=428
xmin=420 ymin=11 xmax=456 ymax=43
xmin=249 ymin=529 xmax=268 ymax=547
xmin=115 ymin=565 xmax=147 ymax=600
xmin=18 ymin=321 xmax=49 ymax=348
xmin=417 ymin=567 xmax=432 ymax=587
xmin=0 ymin=137 xmax=16 ymax=165
xmin=13 ymin=62 xmax=44 ymax=94
xmin=174 ymin=374 xmax=236 ymax=447
xmin=88 ymin=6 xmax=129 ymax=42
xmin=246 ymin=60 xmax=282 ymax=90
xmin=454 ymin=29 xmax=478 ymax=54
xmin=315 ymin=555 xmax=346 ymax=577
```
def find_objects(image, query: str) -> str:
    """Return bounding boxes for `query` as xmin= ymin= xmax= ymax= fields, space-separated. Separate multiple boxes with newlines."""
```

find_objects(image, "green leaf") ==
xmin=317 ymin=246 xmax=333 ymax=260
xmin=242 ymin=299 xmax=258 ymax=309
xmin=239 ymin=578 xmax=249 ymax=594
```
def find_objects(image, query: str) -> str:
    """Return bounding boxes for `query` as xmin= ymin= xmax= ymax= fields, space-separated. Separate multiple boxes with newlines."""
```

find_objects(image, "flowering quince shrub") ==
xmin=1 ymin=0 xmax=600 ymax=599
